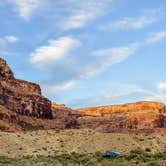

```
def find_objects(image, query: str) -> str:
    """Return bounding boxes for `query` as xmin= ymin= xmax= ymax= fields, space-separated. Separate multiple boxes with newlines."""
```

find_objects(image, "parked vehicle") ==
xmin=102 ymin=151 xmax=121 ymax=158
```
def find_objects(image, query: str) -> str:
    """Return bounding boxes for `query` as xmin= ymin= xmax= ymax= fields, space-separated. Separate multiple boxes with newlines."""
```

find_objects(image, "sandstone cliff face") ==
xmin=0 ymin=58 xmax=166 ymax=133
xmin=0 ymin=58 xmax=14 ymax=80
xmin=76 ymin=101 xmax=166 ymax=132
xmin=51 ymin=102 xmax=82 ymax=129
xmin=0 ymin=104 xmax=69 ymax=132
xmin=0 ymin=58 xmax=52 ymax=119
xmin=77 ymin=101 xmax=165 ymax=116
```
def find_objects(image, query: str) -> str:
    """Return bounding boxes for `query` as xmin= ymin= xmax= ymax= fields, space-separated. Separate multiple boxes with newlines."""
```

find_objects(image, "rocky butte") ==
xmin=0 ymin=58 xmax=52 ymax=119
xmin=76 ymin=101 xmax=166 ymax=132
xmin=0 ymin=58 xmax=79 ymax=131
xmin=0 ymin=58 xmax=166 ymax=133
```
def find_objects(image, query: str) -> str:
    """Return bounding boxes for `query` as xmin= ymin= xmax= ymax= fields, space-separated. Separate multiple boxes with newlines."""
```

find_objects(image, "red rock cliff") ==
xmin=0 ymin=58 xmax=52 ymax=119
xmin=76 ymin=101 xmax=166 ymax=132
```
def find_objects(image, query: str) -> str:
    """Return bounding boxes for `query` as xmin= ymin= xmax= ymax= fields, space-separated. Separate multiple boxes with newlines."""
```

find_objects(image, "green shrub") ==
xmin=145 ymin=148 xmax=151 ymax=152
xmin=0 ymin=151 xmax=165 ymax=166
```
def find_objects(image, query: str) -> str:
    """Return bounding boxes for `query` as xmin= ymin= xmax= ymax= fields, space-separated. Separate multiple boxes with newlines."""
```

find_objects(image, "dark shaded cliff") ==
xmin=0 ymin=58 xmax=52 ymax=119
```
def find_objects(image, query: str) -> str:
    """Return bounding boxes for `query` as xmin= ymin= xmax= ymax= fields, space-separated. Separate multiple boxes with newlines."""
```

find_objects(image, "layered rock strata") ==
xmin=0 ymin=58 xmax=52 ymax=119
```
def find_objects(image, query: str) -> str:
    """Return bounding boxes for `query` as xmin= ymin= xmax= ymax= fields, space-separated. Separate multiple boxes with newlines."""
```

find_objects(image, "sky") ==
xmin=1 ymin=0 xmax=166 ymax=108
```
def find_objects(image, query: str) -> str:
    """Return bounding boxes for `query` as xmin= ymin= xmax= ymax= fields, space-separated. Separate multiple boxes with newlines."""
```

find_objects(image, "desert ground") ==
xmin=0 ymin=129 xmax=166 ymax=165
xmin=0 ymin=129 xmax=166 ymax=157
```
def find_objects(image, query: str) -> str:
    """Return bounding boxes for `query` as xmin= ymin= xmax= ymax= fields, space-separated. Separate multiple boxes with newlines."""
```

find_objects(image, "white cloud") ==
xmin=101 ymin=8 xmax=164 ymax=31
xmin=74 ymin=43 xmax=166 ymax=106
xmin=59 ymin=0 xmax=113 ymax=30
xmin=62 ymin=12 xmax=95 ymax=30
xmin=0 ymin=35 xmax=18 ymax=55
xmin=79 ymin=65 xmax=103 ymax=79
xmin=6 ymin=0 xmax=113 ymax=30
xmin=145 ymin=31 xmax=166 ymax=44
xmin=70 ymin=84 xmax=166 ymax=108
xmin=106 ymin=16 xmax=156 ymax=30
xmin=9 ymin=0 xmax=41 ymax=20
xmin=86 ymin=43 xmax=139 ymax=78
xmin=80 ymin=44 xmax=139 ymax=79
xmin=4 ymin=36 xmax=18 ymax=43
xmin=157 ymin=82 xmax=166 ymax=93
xmin=93 ymin=43 xmax=139 ymax=64
xmin=29 ymin=30 xmax=166 ymax=94
xmin=30 ymin=36 xmax=81 ymax=66
xmin=89 ymin=30 xmax=166 ymax=78
xmin=41 ymin=80 xmax=76 ymax=94
xmin=143 ymin=86 xmax=166 ymax=103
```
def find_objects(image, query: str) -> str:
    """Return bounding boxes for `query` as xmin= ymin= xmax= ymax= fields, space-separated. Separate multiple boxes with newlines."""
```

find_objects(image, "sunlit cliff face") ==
xmin=75 ymin=101 xmax=166 ymax=131
xmin=77 ymin=101 xmax=165 ymax=116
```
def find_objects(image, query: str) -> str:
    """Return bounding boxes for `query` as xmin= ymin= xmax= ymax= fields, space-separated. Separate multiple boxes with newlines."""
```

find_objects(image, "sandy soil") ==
xmin=0 ymin=129 xmax=166 ymax=158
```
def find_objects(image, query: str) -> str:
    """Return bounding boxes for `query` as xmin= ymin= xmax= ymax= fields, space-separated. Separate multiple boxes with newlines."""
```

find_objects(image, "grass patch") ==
xmin=0 ymin=150 xmax=165 ymax=166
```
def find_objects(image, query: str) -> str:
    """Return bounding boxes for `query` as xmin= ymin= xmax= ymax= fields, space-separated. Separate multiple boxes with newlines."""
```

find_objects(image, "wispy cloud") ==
xmin=145 ymin=31 xmax=166 ymax=44
xmin=93 ymin=43 xmax=139 ymax=64
xmin=6 ymin=0 xmax=113 ymax=29
xmin=90 ymin=30 xmax=166 ymax=77
xmin=60 ymin=1 xmax=112 ymax=30
xmin=29 ymin=30 xmax=166 ymax=95
xmin=70 ymin=84 xmax=144 ymax=107
xmin=30 ymin=36 xmax=81 ymax=67
xmin=157 ymin=82 xmax=166 ymax=92
xmin=0 ymin=35 xmax=18 ymax=55
xmin=70 ymin=83 xmax=166 ymax=108
xmin=41 ymin=80 xmax=76 ymax=95
xmin=8 ymin=0 xmax=41 ymax=20
xmin=4 ymin=36 xmax=18 ymax=43
xmin=100 ymin=8 xmax=165 ymax=31
xmin=143 ymin=83 xmax=166 ymax=103
xmin=79 ymin=43 xmax=139 ymax=79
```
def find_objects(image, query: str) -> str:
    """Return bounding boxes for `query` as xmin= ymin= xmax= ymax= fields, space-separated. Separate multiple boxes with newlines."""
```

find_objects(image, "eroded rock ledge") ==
xmin=76 ymin=101 xmax=166 ymax=132
xmin=0 ymin=58 xmax=52 ymax=119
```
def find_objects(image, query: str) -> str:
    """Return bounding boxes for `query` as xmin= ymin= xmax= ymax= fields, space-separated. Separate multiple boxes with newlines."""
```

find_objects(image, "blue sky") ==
xmin=1 ymin=0 xmax=166 ymax=108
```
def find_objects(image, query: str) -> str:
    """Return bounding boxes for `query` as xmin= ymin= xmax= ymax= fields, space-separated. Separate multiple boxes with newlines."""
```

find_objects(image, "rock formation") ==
xmin=51 ymin=102 xmax=82 ymax=129
xmin=0 ymin=58 xmax=52 ymax=119
xmin=76 ymin=101 xmax=166 ymax=132
xmin=0 ymin=58 xmax=166 ymax=133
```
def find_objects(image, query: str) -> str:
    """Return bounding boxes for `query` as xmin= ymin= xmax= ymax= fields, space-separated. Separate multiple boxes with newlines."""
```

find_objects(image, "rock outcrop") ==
xmin=0 ymin=58 xmax=52 ymax=119
xmin=76 ymin=101 xmax=166 ymax=132
xmin=0 ymin=104 xmax=69 ymax=132
xmin=51 ymin=102 xmax=82 ymax=129
xmin=0 ymin=58 xmax=166 ymax=133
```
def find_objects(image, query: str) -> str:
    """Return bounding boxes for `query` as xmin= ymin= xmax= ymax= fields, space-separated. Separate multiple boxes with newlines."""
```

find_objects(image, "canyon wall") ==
xmin=76 ymin=101 xmax=166 ymax=132
xmin=0 ymin=58 xmax=166 ymax=133
xmin=0 ymin=58 xmax=52 ymax=119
